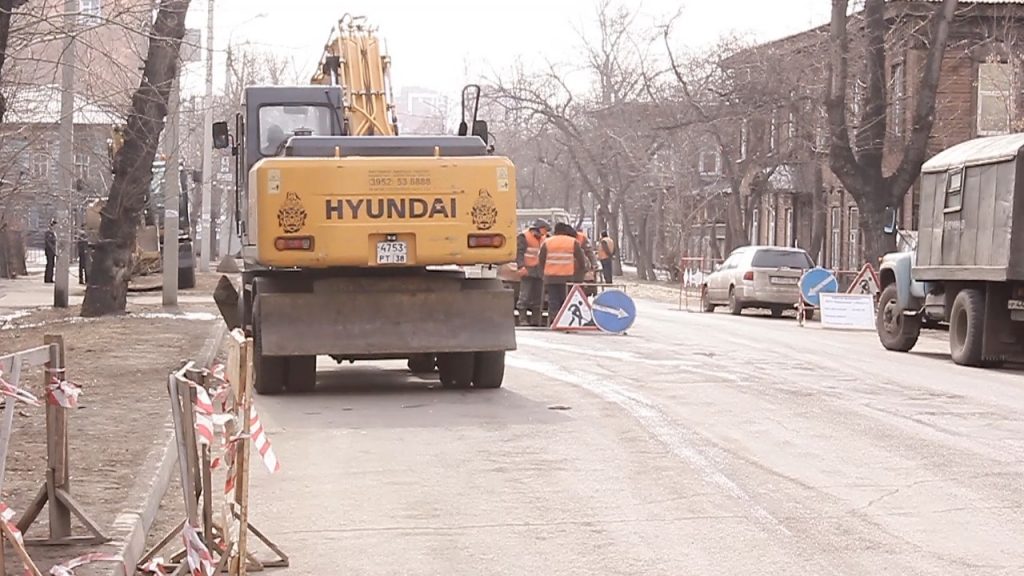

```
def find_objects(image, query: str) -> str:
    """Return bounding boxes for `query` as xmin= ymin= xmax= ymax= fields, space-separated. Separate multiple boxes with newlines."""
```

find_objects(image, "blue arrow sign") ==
xmin=592 ymin=289 xmax=637 ymax=334
xmin=799 ymin=267 xmax=839 ymax=307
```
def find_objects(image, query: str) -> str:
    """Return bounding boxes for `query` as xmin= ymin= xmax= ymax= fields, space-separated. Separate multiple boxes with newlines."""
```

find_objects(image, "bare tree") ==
xmin=81 ymin=0 xmax=190 ymax=316
xmin=825 ymin=0 xmax=959 ymax=262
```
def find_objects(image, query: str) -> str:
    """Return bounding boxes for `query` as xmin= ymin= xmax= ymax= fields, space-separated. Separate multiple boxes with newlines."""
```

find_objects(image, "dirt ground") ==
xmin=0 ymin=280 xmax=224 ymax=575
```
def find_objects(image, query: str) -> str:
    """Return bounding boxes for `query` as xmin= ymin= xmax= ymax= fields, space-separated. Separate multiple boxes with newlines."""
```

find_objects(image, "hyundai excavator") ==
xmin=211 ymin=15 xmax=517 ymax=394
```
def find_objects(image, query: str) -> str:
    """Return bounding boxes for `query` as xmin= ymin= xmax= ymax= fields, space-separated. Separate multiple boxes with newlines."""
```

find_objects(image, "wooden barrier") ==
xmin=141 ymin=330 xmax=287 ymax=575
xmin=0 ymin=335 xmax=108 ymax=576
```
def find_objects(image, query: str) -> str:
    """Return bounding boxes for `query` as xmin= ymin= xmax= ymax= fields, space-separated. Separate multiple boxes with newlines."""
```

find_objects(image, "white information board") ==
xmin=818 ymin=293 xmax=876 ymax=331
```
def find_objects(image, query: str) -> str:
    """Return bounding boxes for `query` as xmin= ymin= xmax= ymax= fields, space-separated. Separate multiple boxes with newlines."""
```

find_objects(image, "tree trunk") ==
xmin=855 ymin=194 xmax=896 ymax=265
xmin=809 ymin=168 xmax=828 ymax=265
xmin=81 ymin=0 xmax=191 ymax=317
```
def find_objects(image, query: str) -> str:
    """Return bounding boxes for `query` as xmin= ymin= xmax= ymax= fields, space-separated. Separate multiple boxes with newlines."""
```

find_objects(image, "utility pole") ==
xmin=200 ymin=0 xmax=214 ymax=272
xmin=54 ymin=0 xmax=76 ymax=308
xmin=163 ymin=73 xmax=181 ymax=307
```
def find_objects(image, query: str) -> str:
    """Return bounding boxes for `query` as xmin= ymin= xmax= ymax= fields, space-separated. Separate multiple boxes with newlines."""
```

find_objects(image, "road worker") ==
xmin=597 ymin=231 xmax=616 ymax=284
xmin=516 ymin=218 xmax=551 ymax=326
xmin=539 ymin=222 xmax=586 ymax=317
xmin=568 ymin=225 xmax=598 ymax=296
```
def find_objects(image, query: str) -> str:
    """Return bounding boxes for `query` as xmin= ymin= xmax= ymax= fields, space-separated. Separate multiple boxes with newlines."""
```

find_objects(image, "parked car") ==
xmin=701 ymin=246 xmax=815 ymax=318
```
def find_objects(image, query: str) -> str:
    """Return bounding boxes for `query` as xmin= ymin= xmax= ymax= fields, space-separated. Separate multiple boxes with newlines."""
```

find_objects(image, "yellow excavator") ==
xmin=211 ymin=15 xmax=517 ymax=394
xmin=86 ymin=126 xmax=196 ymax=288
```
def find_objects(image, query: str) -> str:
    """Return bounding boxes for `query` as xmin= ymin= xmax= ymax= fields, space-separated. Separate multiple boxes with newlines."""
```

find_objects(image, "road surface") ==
xmin=248 ymin=299 xmax=1024 ymax=576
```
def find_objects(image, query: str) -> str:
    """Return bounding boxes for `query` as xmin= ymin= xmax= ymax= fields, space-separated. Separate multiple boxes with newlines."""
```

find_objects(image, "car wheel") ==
xmin=728 ymin=287 xmax=743 ymax=316
xmin=701 ymin=286 xmax=715 ymax=313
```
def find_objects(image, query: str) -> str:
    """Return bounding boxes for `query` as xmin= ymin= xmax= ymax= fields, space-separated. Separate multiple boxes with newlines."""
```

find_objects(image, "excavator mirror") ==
xmin=212 ymin=121 xmax=230 ymax=149
xmin=472 ymin=120 xmax=488 ymax=143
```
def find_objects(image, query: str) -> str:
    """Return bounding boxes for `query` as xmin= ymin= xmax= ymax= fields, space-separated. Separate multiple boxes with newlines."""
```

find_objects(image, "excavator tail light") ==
xmin=468 ymin=234 xmax=505 ymax=248
xmin=274 ymin=236 xmax=314 ymax=251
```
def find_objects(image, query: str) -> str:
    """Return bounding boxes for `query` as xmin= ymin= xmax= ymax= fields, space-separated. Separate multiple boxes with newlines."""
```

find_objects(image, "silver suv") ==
xmin=701 ymin=246 xmax=814 ymax=317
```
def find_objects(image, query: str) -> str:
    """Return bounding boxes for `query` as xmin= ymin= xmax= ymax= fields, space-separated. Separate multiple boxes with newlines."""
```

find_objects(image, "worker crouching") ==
xmin=516 ymin=218 xmax=551 ymax=326
xmin=539 ymin=222 xmax=586 ymax=316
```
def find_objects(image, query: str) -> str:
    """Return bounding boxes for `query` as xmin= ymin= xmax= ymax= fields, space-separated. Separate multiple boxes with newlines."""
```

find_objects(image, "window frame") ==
xmin=976 ymin=61 xmax=1014 ymax=136
xmin=944 ymin=167 xmax=964 ymax=213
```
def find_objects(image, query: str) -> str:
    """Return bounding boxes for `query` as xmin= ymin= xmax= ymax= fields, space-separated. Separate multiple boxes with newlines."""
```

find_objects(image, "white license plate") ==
xmin=376 ymin=241 xmax=408 ymax=264
xmin=1008 ymin=299 xmax=1024 ymax=310
xmin=769 ymin=276 xmax=798 ymax=285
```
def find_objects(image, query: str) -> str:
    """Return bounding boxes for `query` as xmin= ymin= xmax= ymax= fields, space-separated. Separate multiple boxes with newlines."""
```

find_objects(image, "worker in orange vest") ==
xmin=597 ymin=231 xmax=616 ymax=284
xmin=538 ymin=222 xmax=586 ymax=316
xmin=516 ymin=218 xmax=550 ymax=326
xmin=570 ymin=225 xmax=597 ymax=284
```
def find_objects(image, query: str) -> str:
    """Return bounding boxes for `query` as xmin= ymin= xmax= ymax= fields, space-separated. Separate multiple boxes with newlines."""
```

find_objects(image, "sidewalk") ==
xmin=0 ymin=269 xmax=213 ymax=318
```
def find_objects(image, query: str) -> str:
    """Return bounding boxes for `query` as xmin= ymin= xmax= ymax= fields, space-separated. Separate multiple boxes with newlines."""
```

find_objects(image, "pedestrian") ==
xmin=597 ymin=231 xmax=616 ymax=284
xmin=76 ymin=225 xmax=90 ymax=285
xmin=538 ymin=222 xmax=586 ymax=317
xmin=515 ymin=218 xmax=550 ymax=326
xmin=43 ymin=218 xmax=57 ymax=284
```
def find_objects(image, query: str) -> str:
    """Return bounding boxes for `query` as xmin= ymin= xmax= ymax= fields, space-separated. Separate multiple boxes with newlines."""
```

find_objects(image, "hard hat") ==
xmin=532 ymin=218 xmax=551 ymax=230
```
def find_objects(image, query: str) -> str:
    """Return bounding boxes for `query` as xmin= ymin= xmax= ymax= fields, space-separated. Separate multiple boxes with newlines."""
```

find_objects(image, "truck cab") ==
xmin=876 ymin=133 xmax=1024 ymax=366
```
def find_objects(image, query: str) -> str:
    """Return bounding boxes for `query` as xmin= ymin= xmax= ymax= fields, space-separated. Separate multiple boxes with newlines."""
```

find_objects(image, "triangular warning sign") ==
xmin=847 ymin=262 xmax=881 ymax=296
xmin=550 ymin=284 xmax=600 ymax=331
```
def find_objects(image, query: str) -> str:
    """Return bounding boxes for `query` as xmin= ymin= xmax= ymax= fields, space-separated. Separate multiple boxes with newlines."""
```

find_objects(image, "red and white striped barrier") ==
xmin=1 ymin=501 xmax=24 ymax=545
xmin=0 ymin=369 xmax=43 ymax=407
xmin=48 ymin=553 xmax=125 ymax=576
xmin=183 ymin=523 xmax=215 ymax=576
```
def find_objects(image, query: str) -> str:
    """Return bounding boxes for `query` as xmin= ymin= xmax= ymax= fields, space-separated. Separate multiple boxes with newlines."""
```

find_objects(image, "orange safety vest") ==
xmin=524 ymin=232 xmax=545 ymax=268
xmin=597 ymin=237 xmax=615 ymax=260
xmin=543 ymin=235 xmax=577 ymax=277
xmin=576 ymin=232 xmax=588 ymax=247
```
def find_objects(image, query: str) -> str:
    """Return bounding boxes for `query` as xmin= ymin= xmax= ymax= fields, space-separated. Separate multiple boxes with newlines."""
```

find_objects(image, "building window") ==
xmin=32 ymin=152 xmax=49 ymax=179
xmin=891 ymin=62 xmax=905 ymax=136
xmin=785 ymin=207 xmax=794 ymax=247
xmin=74 ymin=153 xmax=90 ymax=180
xmin=698 ymin=149 xmax=721 ymax=175
xmin=852 ymin=79 xmax=866 ymax=126
xmin=816 ymin=108 xmax=829 ymax=152
xmin=848 ymin=207 xmax=860 ymax=270
xmin=79 ymin=0 xmax=101 ymax=25
xmin=977 ymin=62 xmax=1014 ymax=136
xmin=767 ymin=203 xmax=777 ymax=246
xmin=830 ymin=206 xmax=841 ymax=269
xmin=769 ymin=114 xmax=778 ymax=152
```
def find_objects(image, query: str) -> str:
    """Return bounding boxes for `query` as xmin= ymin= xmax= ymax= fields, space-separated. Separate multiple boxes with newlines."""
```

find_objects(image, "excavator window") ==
xmin=258 ymin=105 xmax=333 ymax=155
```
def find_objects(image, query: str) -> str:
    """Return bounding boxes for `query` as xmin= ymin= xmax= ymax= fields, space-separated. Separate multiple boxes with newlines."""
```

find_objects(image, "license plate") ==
xmin=770 ymin=276 xmax=797 ymax=285
xmin=1008 ymin=299 xmax=1024 ymax=310
xmin=376 ymin=241 xmax=408 ymax=265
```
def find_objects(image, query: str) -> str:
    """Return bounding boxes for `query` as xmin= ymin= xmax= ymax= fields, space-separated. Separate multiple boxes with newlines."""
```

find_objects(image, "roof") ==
xmin=3 ymin=84 xmax=122 ymax=125
xmin=921 ymin=133 xmax=1024 ymax=173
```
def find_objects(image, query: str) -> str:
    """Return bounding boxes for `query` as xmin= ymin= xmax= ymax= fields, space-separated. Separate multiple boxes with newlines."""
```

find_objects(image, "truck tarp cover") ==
xmin=915 ymin=133 xmax=1024 ymax=282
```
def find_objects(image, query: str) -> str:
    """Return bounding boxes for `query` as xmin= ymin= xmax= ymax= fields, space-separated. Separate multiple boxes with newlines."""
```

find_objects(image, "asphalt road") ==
xmin=247 ymin=300 xmax=1024 ymax=576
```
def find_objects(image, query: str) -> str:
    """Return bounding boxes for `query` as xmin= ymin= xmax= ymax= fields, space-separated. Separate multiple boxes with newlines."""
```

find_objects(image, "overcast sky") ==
xmin=179 ymin=0 xmax=832 ymax=99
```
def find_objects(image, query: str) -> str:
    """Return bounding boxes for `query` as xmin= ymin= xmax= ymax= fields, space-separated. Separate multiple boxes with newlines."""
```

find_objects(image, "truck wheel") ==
xmin=407 ymin=354 xmax=436 ymax=374
xmin=770 ymin=307 xmax=784 ymax=318
xmin=728 ymin=287 xmax=743 ymax=315
xmin=949 ymin=288 xmax=985 ymax=366
xmin=437 ymin=352 xmax=473 ymax=389
xmin=701 ymin=287 xmax=715 ymax=313
xmin=252 ymin=298 xmax=286 ymax=395
xmin=876 ymin=283 xmax=921 ymax=352
xmin=285 ymin=356 xmax=317 ymax=393
xmin=178 ymin=266 xmax=196 ymax=289
xmin=472 ymin=351 xmax=505 ymax=389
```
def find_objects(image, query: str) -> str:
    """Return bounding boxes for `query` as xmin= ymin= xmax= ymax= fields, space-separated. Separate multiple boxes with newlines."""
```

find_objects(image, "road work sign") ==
xmin=799 ymin=267 xmax=838 ymax=308
xmin=592 ymin=289 xmax=637 ymax=334
xmin=847 ymin=263 xmax=881 ymax=296
xmin=551 ymin=285 xmax=599 ymax=331
xmin=819 ymin=293 xmax=876 ymax=330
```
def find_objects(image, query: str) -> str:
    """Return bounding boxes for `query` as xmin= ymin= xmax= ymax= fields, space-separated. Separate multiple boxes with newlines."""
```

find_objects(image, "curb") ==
xmin=106 ymin=320 xmax=227 ymax=575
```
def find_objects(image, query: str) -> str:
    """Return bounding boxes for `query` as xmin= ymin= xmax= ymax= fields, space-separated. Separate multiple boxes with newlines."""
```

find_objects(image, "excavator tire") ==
xmin=252 ymin=298 xmax=286 ymax=395
xmin=437 ymin=352 xmax=474 ymax=389
xmin=285 ymin=356 xmax=317 ymax=393
xmin=407 ymin=354 xmax=437 ymax=374
xmin=472 ymin=351 xmax=505 ymax=389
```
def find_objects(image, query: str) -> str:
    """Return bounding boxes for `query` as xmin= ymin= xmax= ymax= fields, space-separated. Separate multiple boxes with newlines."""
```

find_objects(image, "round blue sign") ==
xmin=592 ymin=290 xmax=637 ymax=334
xmin=799 ymin=267 xmax=839 ymax=307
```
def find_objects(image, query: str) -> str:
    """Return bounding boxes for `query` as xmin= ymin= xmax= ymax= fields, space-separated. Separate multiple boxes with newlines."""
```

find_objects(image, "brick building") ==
xmin=694 ymin=0 xmax=1024 ymax=272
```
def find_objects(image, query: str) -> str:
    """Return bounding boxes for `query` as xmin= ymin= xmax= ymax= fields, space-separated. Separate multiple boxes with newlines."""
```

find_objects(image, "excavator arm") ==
xmin=311 ymin=14 xmax=398 ymax=136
